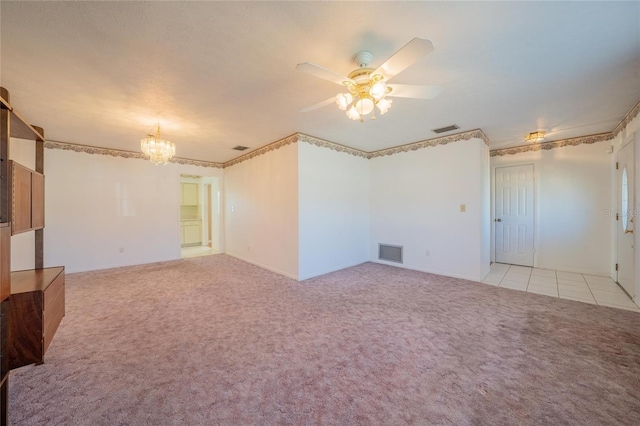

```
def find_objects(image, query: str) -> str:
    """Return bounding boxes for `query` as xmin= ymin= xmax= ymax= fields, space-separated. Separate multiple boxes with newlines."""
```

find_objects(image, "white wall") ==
xmin=491 ymin=142 xmax=612 ymax=276
xmin=298 ymin=143 xmax=369 ymax=280
xmin=369 ymin=138 xmax=491 ymax=281
xmin=43 ymin=148 xmax=223 ymax=273
xmin=223 ymin=143 xmax=299 ymax=279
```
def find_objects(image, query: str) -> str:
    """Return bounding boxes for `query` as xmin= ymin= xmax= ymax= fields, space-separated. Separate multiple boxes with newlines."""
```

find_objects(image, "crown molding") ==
xmin=44 ymin=140 xmax=224 ymax=168
xmin=490 ymin=133 xmax=613 ymax=157
xmin=367 ymin=129 xmax=489 ymax=159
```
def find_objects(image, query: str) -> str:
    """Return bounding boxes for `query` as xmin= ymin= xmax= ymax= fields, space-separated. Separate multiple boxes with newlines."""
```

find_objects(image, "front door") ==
xmin=495 ymin=164 xmax=535 ymax=266
xmin=617 ymin=139 xmax=635 ymax=297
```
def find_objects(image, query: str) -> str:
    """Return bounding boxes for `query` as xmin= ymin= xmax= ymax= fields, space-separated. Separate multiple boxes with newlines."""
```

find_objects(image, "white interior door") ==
xmin=495 ymin=165 xmax=535 ymax=266
xmin=616 ymin=140 xmax=634 ymax=297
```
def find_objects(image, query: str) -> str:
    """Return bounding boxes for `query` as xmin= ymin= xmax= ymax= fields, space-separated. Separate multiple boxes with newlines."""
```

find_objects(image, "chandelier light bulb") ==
xmin=346 ymin=105 xmax=361 ymax=120
xmin=376 ymin=98 xmax=393 ymax=115
xmin=355 ymin=97 xmax=375 ymax=116
xmin=369 ymin=80 xmax=387 ymax=101
xmin=335 ymin=92 xmax=353 ymax=111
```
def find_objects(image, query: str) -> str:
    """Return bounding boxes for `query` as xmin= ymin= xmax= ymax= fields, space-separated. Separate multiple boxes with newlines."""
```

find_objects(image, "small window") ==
xmin=621 ymin=167 xmax=629 ymax=231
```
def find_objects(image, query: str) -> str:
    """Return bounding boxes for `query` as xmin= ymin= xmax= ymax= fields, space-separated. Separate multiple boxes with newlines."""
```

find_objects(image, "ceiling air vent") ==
xmin=432 ymin=124 xmax=460 ymax=134
xmin=232 ymin=145 xmax=250 ymax=151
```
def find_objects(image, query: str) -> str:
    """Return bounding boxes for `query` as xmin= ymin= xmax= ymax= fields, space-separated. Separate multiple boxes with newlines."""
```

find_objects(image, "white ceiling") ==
xmin=1 ymin=1 xmax=638 ymax=163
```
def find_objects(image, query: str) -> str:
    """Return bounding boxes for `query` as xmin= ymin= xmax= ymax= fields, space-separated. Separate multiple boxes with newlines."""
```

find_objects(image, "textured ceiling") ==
xmin=1 ymin=1 xmax=639 ymax=163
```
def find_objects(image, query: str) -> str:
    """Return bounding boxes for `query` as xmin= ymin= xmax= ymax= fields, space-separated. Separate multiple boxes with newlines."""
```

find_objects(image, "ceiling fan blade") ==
xmin=296 ymin=62 xmax=354 ymax=86
xmin=373 ymin=38 xmax=435 ymax=81
xmin=387 ymin=84 xmax=442 ymax=99
xmin=300 ymin=96 xmax=336 ymax=113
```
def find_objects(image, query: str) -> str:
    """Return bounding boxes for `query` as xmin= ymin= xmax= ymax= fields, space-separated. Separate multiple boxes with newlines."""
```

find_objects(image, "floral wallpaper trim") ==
xmin=367 ymin=129 xmax=489 ymax=159
xmin=222 ymin=134 xmax=300 ymax=168
xmin=44 ymin=140 xmax=224 ymax=168
xmin=489 ymin=133 xmax=613 ymax=157
xmin=611 ymin=100 xmax=640 ymax=138
xmin=297 ymin=133 xmax=369 ymax=159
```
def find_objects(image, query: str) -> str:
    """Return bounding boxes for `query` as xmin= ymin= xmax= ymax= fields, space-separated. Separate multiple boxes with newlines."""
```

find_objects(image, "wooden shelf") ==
xmin=9 ymin=267 xmax=65 ymax=369
xmin=0 ymin=87 xmax=45 ymax=142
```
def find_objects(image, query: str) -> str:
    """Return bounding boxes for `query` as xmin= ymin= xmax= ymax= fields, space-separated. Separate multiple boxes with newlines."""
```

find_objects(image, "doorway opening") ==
xmin=179 ymin=174 xmax=221 ymax=259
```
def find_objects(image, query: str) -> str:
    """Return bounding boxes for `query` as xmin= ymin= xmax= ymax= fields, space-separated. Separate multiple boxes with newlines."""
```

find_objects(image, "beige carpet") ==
xmin=9 ymin=255 xmax=640 ymax=425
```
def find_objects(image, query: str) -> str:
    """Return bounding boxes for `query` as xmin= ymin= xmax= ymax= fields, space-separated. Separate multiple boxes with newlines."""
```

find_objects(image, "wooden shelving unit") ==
xmin=0 ymin=86 xmax=65 ymax=425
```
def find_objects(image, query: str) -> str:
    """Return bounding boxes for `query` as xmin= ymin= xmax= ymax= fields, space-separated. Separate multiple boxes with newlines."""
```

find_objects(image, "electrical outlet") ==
xmin=119 ymin=247 xmax=125 ymax=253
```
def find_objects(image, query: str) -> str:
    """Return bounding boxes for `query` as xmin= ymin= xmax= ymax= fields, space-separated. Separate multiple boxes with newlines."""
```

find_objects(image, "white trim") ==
xmin=224 ymin=252 xmax=299 ymax=280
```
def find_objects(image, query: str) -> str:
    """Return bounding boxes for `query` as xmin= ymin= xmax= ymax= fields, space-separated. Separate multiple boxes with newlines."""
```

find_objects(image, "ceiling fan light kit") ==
xmin=525 ymin=131 xmax=545 ymax=143
xmin=297 ymin=38 xmax=441 ymax=123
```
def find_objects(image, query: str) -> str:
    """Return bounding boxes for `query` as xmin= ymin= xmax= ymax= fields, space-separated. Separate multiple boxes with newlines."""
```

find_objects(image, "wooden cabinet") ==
xmin=10 ymin=161 xmax=44 ymax=235
xmin=8 ymin=267 xmax=65 ymax=370
xmin=0 ymin=226 xmax=9 ymax=303
xmin=181 ymin=183 xmax=199 ymax=206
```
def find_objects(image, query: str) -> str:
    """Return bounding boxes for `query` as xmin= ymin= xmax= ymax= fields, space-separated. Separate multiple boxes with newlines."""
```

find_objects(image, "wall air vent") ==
xmin=379 ymin=244 xmax=403 ymax=264
xmin=432 ymin=124 xmax=460 ymax=134
xmin=232 ymin=145 xmax=250 ymax=151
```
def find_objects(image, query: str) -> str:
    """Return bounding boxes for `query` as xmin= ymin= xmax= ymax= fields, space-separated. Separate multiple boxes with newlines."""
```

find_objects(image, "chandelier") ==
xmin=336 ymin=68 xmax=392 ymax=122
xmin=140 ymin=124 xmax=175 ymax=165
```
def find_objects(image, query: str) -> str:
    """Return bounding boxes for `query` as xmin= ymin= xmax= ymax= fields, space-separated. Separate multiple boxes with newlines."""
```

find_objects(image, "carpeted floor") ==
xmin=9 ymin=255 xmax=640 ymax=425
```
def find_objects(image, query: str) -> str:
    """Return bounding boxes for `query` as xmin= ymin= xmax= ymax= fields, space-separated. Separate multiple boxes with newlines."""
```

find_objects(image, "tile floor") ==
xmin=181 ymin=245 xmax=219 ymax=259
xmin=483 ymin=263 xmax=640 ymax=312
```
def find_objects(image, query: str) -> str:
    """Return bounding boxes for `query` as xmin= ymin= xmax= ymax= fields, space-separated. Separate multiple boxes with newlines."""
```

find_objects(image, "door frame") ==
xmin=491 ymin=162 xmax=538 ymax=266
xmin=614 ymin=134 xmax=637 ymax=298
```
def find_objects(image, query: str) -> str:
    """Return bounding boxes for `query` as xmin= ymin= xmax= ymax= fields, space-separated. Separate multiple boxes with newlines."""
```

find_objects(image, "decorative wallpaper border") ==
xmin=611 ymin=100 xmax=640 ymax=139
xmin=223 ymin=133 xmax=299 ymax=168
xmin=44 ymin=98 xmax=638 ymax=165
xmin=44 ymin=140 xmax=224 ymax=168
xmin=367 ymin=129 xmax=489 ymax=159
xmin=297 ymin=133 xmax=369 ymax=159
xmin=490 ymin=133 xmax=614 ymax=157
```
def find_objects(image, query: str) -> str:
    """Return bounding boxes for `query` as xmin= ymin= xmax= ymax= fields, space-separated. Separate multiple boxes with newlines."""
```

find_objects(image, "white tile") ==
xmin=559 ymin=287 xmax=594 ymax=301
xmin=587 ymin=281 xmax=625 ymax=293
xmin=500 ymin=280 xmax=528 ymax=291
xmin=529 ymin=275 xmax=557 ymax=286
xmin=531 ymin=268 xmax=556 ymax=278
xmin=490 ymin=263 xmax=510 ymax=272
xmin=482 ymin=274 xmax=503 ymax=285
xmin=591 ymin=290 xmax=637 ymax=307
xmin=527 ymin=285 xmax=558 ymax=297
xmin=503 ymin=272 xmax=530 ymax=283
xmin=597 ymin=302 xmax=640 ymax=312
xmin=509 ymin=265 xmax=532 ymax=274
xmin=561 ymin=296 xmax=597 ymax=305
xmin=556 ymin=271 xmax=585 ymax=282
xmin=558 ymin=279 xmax=589 ymax=288
xmin=583 ymin=274 xmax=615 ymax=285
xmin=483 ymin=281 xmax=500 ymax=286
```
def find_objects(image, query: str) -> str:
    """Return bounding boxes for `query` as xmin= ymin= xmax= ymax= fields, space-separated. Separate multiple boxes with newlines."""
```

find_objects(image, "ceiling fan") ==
xmin=296 ymin=38 xmax=442 ymax=122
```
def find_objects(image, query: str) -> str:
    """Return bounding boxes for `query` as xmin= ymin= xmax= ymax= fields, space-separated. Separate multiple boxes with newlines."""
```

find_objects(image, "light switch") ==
xmin=460 ymin=204 xmax=466 ymax=212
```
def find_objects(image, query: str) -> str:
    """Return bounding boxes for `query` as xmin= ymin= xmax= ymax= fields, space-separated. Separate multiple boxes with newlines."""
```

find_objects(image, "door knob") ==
xmin=495 ymin=218 xmax=502 ymax=222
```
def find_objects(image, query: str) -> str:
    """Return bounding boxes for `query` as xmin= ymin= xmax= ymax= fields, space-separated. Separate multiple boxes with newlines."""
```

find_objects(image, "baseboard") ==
xmin=298 ymin=260 xmax=369 ymax=281
xmin=224 ymin=253 xmax=299 ymax=280
xmin=371 ymin=260 xmax=486 ymax=282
